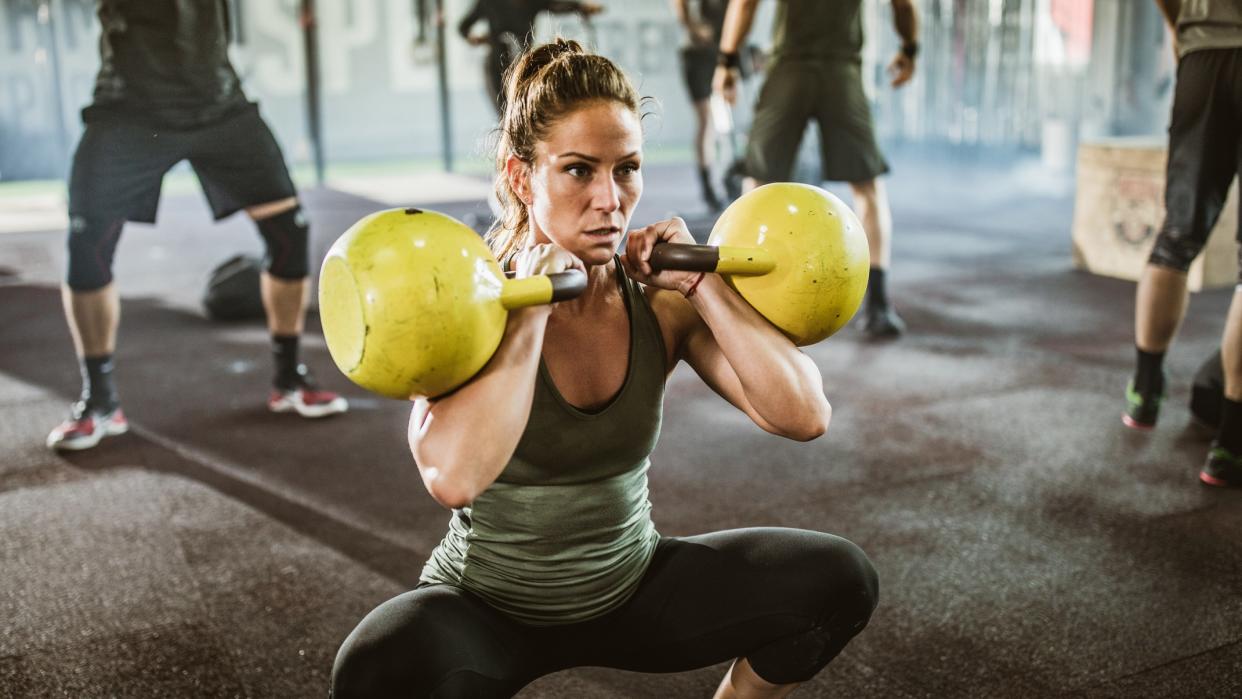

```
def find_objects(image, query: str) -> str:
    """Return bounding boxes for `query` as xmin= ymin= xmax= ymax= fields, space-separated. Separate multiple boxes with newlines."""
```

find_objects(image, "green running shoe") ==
xmin=1122 ymin=378 xmax=1164 ymax=430
xmin=1201 ymin=443 xmax=1242 ymax=488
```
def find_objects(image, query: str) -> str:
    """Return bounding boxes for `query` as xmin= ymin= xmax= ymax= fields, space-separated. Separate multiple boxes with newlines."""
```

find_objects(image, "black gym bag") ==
xmin=203 ymin=254 xmax=265 ymax=321
xmin=1190 ymin=349 xmax=1224 ymax=427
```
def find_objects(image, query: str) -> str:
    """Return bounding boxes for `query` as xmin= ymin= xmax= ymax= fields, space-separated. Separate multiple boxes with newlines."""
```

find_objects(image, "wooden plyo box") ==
xmin=1071 ymin=137 xmax=1238 ymax=291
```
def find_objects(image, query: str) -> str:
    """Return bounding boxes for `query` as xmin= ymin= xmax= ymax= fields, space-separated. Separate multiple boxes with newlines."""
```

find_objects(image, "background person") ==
xmin=714 ymin=0 xmax=919 ymax=339
xmin=1125 ymin=0 xmax=1242 ymax=488
xmin=46 ymin=0 xmax=347 ymax=452
xmin=459 ymin=0 xmax=604 ymax=116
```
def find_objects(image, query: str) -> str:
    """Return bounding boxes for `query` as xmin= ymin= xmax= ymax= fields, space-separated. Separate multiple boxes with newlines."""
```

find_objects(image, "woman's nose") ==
xmin=591 ymin=176 xmax=621 ymax=212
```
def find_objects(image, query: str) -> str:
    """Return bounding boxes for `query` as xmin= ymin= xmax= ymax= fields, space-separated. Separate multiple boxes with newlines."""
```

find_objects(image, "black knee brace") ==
xmin=256 ymin=206 xmax=310 ymax=279
xmin=66 ymin=216 xmax=125 ymax=291
xmin=1147 ymin=224 xmax=1206 ymax=272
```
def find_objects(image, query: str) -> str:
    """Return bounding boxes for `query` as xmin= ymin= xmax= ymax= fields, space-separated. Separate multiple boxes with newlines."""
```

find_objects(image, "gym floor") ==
xmin=1 ymin=153 xmax=1239 ymax=698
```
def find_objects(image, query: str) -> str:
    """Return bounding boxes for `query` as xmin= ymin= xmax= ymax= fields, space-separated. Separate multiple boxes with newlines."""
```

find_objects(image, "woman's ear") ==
xmin=505 ymin=155 xmax=532 ymax=206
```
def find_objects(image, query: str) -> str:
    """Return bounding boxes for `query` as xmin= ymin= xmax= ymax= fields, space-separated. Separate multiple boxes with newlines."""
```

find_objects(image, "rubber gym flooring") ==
xmin=0 ymin=155 xmax=1239 ymax=697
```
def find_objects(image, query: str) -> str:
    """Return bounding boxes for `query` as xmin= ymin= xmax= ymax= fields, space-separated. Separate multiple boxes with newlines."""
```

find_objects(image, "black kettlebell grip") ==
xmin=548 ymin=270 xmax=588 ymax=302
xmin=648 ymin=244 xmax=720 ymax=272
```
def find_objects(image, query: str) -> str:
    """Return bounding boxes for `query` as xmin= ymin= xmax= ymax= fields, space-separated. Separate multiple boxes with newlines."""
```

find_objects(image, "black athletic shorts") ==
xmin=1161 ymin=47 xmax=1242 ymax=248
xmin=68 ymin=102 xmax=297 ymax=224
xmin=745 ymin=59 xmax=889 ymax=184
xmin=681 ymin=46 xmax=718 ymax=102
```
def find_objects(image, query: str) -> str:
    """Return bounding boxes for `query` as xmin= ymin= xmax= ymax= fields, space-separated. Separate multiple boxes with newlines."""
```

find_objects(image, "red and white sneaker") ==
xmin=268 ymin=366 xmax=348 ymax=418
xmin=46 ymin=402 xmax=129 ymax=451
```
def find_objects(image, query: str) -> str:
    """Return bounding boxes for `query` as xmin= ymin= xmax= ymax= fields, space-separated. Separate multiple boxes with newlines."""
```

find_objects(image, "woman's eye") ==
xmin=617 ymin=163 xmax=640 ymax=177
xmin=567 ymin=164 xmax=591 ymax=178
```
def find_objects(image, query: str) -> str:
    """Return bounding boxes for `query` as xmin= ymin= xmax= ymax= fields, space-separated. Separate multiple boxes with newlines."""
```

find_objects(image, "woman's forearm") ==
xmin=687 ymin=275 xmax=832 ymax=437
xmin=411 ymin=308 xmax=550 ymax=508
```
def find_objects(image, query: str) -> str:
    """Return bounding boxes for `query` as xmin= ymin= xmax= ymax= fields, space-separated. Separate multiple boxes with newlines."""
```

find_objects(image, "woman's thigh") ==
xmin=575 ymin=527 xmax=879 ymax=682
xmin=331 ymin=585 xmax=540 ymax=698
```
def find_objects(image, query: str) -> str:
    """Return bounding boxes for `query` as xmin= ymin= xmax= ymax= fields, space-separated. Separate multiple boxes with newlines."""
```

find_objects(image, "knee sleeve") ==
xmin=747 ymin=539 xmax=879 ymax=685
xmin=256 ymin=206 xmax=309 ymax=279
xmin=1148 ymin=224 xmax=1206 ymax=272
xmin=66 ymin=216 xmax=125 ymax=291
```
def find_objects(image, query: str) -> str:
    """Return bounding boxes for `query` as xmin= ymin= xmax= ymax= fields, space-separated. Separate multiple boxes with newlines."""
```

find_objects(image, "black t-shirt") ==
xmin=702 ymin=0 xmax=727 ymax=45
xmin=457 ymin=0 xmax=584 ymax=64
xmin=85 ymin=0 xmax=249 ymax=129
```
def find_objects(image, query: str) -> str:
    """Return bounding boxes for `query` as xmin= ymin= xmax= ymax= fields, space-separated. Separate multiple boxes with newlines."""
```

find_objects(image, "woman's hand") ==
xmin=622 ymin=218 xmax=702 ymax=293
xmin=512 ymin=243 xmax=585 ymax=280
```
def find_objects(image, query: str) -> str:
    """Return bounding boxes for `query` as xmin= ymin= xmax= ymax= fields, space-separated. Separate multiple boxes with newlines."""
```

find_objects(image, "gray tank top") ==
xmin=420 ymin=259 xmax=666 ymax=625
xmin=1178 ymin=0 xmax=1242 ymax=56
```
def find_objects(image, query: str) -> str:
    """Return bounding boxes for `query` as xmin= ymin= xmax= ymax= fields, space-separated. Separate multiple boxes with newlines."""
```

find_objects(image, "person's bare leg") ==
xmin=849 ymin=179 xmax=902 ymax=336
xmin=713 ymin=658 xmax=799 ymax=699
xmin=848 ymin=179 xmax=891 ymax=270
xmin=1201 ymin=285 xmax=1242 ymax=485
xmin=1135 ymin=264 xmax=1190 ymax=353
xmin=247 ymin=197 xmax=346 ymax=416
xmin=695 ymin=99 xmax=714 ymax=169
xmin=62 ymin=282 xmax=120 ymax=358
xmin=694 ymin=99 xmax=723 ymax=209
xmin=261 ymin=273 xmax=309 ymax=335
xmin=1125 ymin=263 xmax=1189 ymax=428
xmin=246 ymin=197 xmax=307 ymax=335
xmin=1222 ymin=286 xmax=1242 ymax=402
xmin=48 ymin=281 xmax=126 ymax=449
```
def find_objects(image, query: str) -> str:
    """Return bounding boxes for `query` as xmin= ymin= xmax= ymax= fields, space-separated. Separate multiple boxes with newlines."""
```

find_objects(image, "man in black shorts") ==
xmin=47 ymin=0 xmax=348 ymax=452
xmin=1125 ymin=0 xmax=1242 ymax=487
xmin=458 ymin=0 xmax=603 ymax=116
xmin=674 ymin=0 xmax=730 ymax=211
xmin=714 ymin=0 xmax=919 ymax=339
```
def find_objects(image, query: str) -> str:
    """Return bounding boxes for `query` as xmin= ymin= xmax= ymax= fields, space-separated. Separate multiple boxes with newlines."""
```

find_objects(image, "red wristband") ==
xmin=682 ymin=272 xmax=706 ymax=298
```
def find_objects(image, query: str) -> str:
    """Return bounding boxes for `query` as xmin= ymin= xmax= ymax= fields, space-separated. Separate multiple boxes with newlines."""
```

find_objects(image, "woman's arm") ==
xmin=409 ymin=245 xmax=582 ymax=508
xmin=675 ymin=278 xmax=831 ymax=441
xmin=457 ymin=0 xmax=484 ymax=40
xmin=624 ymin=220 xmax=832 ymax=441
xmin=547 ymin=1 xmax=603 ymax=17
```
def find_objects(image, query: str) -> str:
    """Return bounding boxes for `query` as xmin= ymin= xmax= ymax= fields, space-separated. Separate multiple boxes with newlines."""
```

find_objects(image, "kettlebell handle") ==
xmin=500 ymin=270 xmax=588 ymax=310
xmin=649 ymin=243 xmax=776 ymax=275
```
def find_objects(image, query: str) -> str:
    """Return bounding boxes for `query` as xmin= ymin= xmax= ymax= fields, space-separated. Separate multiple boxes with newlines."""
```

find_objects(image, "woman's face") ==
xmin=519 ymin=99 xmax=643 ymax=267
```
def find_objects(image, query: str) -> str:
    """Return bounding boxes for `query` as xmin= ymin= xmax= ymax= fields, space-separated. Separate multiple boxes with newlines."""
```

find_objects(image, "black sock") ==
xmin=272 ymin=334 xmax=302 ymax=390
xmin=867 ymin=267 xmax=889 ymax=313
xmin=1134 ymin=346 xmax=1166 ymax=395
xmin=1218 ymin=397 xmax=1242 ymax=453
xmin=81 ymin=354 xmax=118 ymax=412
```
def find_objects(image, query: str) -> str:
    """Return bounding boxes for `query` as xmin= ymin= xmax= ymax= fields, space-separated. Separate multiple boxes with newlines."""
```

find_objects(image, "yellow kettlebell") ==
xmin=650 ymin=182 xmax=869 ymax=345
xmin=318 ymin=208 xmax=585 ymax=400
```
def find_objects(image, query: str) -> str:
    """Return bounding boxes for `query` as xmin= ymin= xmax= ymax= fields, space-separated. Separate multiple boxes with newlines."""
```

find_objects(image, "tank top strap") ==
xmin=613 ymin=256 xmax=668 ymax=376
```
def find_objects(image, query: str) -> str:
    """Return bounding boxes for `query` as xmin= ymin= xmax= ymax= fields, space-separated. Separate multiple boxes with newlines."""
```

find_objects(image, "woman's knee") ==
xmin=812 ymin=535 xmax=879 ymax=634
xmin=745 ymin=536 xmax=879 ymax=684
xmin=838 ymin=538 xmax=879 ymax=631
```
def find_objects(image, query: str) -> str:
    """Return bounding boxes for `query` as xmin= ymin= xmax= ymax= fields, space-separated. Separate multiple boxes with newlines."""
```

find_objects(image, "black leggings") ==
xmin=331 ymin=527 xmax=878 ymax=698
